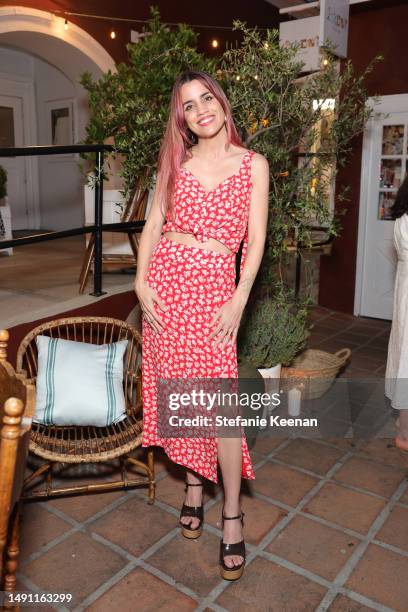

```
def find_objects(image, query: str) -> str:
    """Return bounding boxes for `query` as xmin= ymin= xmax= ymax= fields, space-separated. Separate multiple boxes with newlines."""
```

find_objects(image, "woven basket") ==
xmin=280 ymin=348 xmax=351 ymax=399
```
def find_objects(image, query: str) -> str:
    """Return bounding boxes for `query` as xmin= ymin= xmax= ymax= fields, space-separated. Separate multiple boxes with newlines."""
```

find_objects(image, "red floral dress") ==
xmin=142 ymin=149 xmax=256 ymax=483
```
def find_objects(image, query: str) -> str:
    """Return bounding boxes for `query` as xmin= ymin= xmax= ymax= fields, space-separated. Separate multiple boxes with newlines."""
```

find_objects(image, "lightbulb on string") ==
xmin=211 ymin=39 xmax=219 ymax=48
xmin=110 ymin=29 xmax=116 ymax=40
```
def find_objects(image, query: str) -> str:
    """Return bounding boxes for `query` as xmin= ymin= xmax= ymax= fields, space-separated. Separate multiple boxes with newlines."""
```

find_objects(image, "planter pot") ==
xmin=256 ymin=364 xmax=282 ymax=429
xmin=257 ymin=363 xmax=282 ymax=397
xmin=257 ymin=363 xmax=282 ymax=379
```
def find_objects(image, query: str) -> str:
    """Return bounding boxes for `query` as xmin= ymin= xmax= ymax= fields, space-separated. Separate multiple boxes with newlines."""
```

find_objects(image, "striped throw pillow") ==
xmin=34 ymin=335 xmax=129 ymax=426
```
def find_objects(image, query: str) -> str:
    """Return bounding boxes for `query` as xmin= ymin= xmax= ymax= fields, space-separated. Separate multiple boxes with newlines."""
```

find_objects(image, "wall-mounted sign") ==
xmin=280 ymin=16 xmax=320 ymax=73
xmin=319 ymin=0 xmax=349 ymax=58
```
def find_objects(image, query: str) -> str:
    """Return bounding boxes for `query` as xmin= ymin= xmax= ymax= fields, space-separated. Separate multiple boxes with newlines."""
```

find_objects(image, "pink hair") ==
xmin=156 ymin=71 xmax=244 ymax=221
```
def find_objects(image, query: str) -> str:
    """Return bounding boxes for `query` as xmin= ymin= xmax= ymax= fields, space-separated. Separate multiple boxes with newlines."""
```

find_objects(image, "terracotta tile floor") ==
xmin=16 ymin=307 xmax=408 ymax=611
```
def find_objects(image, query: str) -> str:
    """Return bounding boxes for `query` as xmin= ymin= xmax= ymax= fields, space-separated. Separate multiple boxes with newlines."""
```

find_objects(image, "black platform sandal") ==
xmin=219 ymin=511 xmax=246 ymax=581
xmin=179 ymin=482 xmax=204 ymax=539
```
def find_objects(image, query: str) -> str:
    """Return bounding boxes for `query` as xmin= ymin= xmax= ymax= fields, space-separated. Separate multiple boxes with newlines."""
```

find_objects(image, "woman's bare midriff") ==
xmin=163 ymin=231 xmax=233 ymax=255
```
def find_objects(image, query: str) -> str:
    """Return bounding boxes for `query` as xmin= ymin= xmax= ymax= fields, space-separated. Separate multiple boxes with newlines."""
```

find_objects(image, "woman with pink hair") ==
xmin=135 ymin=70 xmax=269 ymax=580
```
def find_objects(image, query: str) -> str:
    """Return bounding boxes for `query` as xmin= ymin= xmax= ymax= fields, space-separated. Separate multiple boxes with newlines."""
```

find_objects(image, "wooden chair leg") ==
xmin=3 ymin=501 xmax=21 ymax=606
xmin=0 ymin=534 xmax=5 ymax=589
xmin=78 ymin=235 xmax=95 ymax=294
xmin=127 ymin=232 xmax=139 ymax=261
xmin=147 ymin=447 xmax=155 ymax=504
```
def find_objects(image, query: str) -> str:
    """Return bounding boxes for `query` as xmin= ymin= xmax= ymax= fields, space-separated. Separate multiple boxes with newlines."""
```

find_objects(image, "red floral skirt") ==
xmin=141 ymin=235 xmax=255 ymax=483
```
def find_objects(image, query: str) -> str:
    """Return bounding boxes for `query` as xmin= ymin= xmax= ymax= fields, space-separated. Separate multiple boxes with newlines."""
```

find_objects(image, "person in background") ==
xmin=385 ymin=174 xmax=408 ymax=451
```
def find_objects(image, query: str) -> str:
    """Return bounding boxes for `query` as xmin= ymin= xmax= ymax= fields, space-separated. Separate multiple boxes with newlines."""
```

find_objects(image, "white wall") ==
xmin=0 ymin=46 xmax=90 ymax=229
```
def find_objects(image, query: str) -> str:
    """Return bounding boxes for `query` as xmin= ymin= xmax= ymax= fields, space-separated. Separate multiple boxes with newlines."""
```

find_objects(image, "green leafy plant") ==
xmin=79 ymin=6 xmax=215 ymax=200
xmin=80 ymin=9 xmax=381 ymax=365
xmin=0 ymin=165 xmax=7 ymax=199
xmin=80 ymin=10 xmax=380 ymax=279
xmin=238 ymin=287 xmax=311 ymax=368
xmin=217 ymin=23 xmax=381 ymax=291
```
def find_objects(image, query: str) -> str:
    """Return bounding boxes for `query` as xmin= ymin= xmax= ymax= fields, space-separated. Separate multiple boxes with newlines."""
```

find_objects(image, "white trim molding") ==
xmin=0 ymin=6 xmax=116 ymax=74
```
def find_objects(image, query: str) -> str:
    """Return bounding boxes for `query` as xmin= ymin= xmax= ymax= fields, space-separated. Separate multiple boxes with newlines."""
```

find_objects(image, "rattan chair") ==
xmin=0 ymin=330 xmax=35 ymax=597
xmin=16 ymin=317 xmax=155 ymax=503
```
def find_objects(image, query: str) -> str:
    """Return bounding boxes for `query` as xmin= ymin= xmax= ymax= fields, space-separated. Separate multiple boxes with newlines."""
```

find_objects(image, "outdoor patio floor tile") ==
xmin=375 ymin=505 xmax=408 ymax=552
xmin=310 ymin=326 xmax=350 ymax=340
xmin=356 ymin=439 xmax=408 ymax=469
xmin=273 ymin=439 xmax=345 ymax=475
xmin=307 ymin=332 xmax=328 ymax=345
xmin=251 ymin=461 xmax=319 ymax=506
xmin=87 ymin=567 xmax=197 ymax=611
xmin=328 ymin=594 xmax=377 ymax=611
xmin=11 ymin=308 xmax=408 ymax=609
xmin=90 ymin=496 xmax=176 ymax=557
xmin=331 ymin=331 xmax=378 ymax=344
xmin=20 ymin=503 xmax=72 ymax=560
xmin=215 ymin=557 xmax=327 ymax=611
xmin=352 ymin=346 xmax=388 ymax=361
xmin=399 ymin=488 xmax=408 ymax=504
xmin=205 ymin=496 xmax=287 ymax=545
xmin=320 ymin=438 xmax=357 ymax=452
xmin=343 ymin=354 xmax=385 ymax=371
xmin=147 ymin=531 xmax=222 ymax=598
xmin=21 ymin=531 xmax=127 ymax=605
xmin=248 ymin=449 xmax=264 ymax=464
xmin=248 ymin=436 xmax=287 ymax=456
xmin=303 ymin=483 xmax=386 ymax=534
xmin=340 ymin=367 xmax=374 ymax=379
xmin=332 ymin=455 xmax=407 ymax=498
xmin=153 ymin=470 xmax=217 ymax=509
xmin=47 ymin=489 xmax=127 ymax=522
xmin=266 ymin=515 xmax=360 ymax=581
xmin=314 ymin=339 xmax=357 ymax=354
xmin=346 ymin=543 xmax=408 ymax=611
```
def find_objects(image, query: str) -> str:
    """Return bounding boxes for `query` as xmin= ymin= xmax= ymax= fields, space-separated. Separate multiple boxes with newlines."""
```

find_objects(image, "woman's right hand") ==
xmin=134 ymin=280 xmax=168 ymax=334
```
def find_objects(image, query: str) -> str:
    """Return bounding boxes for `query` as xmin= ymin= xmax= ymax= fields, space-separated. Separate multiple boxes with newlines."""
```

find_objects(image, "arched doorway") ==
xmin=0 ymin=7 xmax=115 ymax=230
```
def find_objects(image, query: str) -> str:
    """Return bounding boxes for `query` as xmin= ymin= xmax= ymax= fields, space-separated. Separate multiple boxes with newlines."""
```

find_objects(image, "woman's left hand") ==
xmin=208 ymin=295 xmax=246 ymax=348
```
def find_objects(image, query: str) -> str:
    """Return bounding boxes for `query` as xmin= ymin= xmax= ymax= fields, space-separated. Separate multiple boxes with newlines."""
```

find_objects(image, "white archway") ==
xmin=0 ymin=7 xmax=116 ymax=230
xmin=0 ymin=6 xmax=116 ymax=77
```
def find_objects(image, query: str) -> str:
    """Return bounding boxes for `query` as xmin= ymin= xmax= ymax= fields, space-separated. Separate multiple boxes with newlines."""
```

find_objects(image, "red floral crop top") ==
xmin=161 ymin=149 xmax=255 ymax=277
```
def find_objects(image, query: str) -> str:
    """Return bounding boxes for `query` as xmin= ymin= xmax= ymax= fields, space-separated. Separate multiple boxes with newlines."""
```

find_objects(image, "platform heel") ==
xmin=219 ymin=511 xmax=246 ymax=581
xmin=179 ymin=482 xmax=204 ymax=539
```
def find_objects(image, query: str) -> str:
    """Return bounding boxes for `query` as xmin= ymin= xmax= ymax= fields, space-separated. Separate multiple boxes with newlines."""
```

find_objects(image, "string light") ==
xmin=110 ymin=29 xmax=116 ymax=39
xmin=54 ymin=9 xmax=268 ymax=33
xmin=64 ymin=18 xmax=68 ymax=31
xmin=322 ymin=58 xmax=329 ymax=66
xmin=211 ymin=39 xmax=219 ymax=48
xmin=236 ymin=75 xmax=241 ymax=81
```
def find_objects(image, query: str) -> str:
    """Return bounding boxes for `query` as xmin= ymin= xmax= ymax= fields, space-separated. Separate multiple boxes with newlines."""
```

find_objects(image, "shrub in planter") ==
xmin=238 ymin=288 xmax=311 ymax=370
